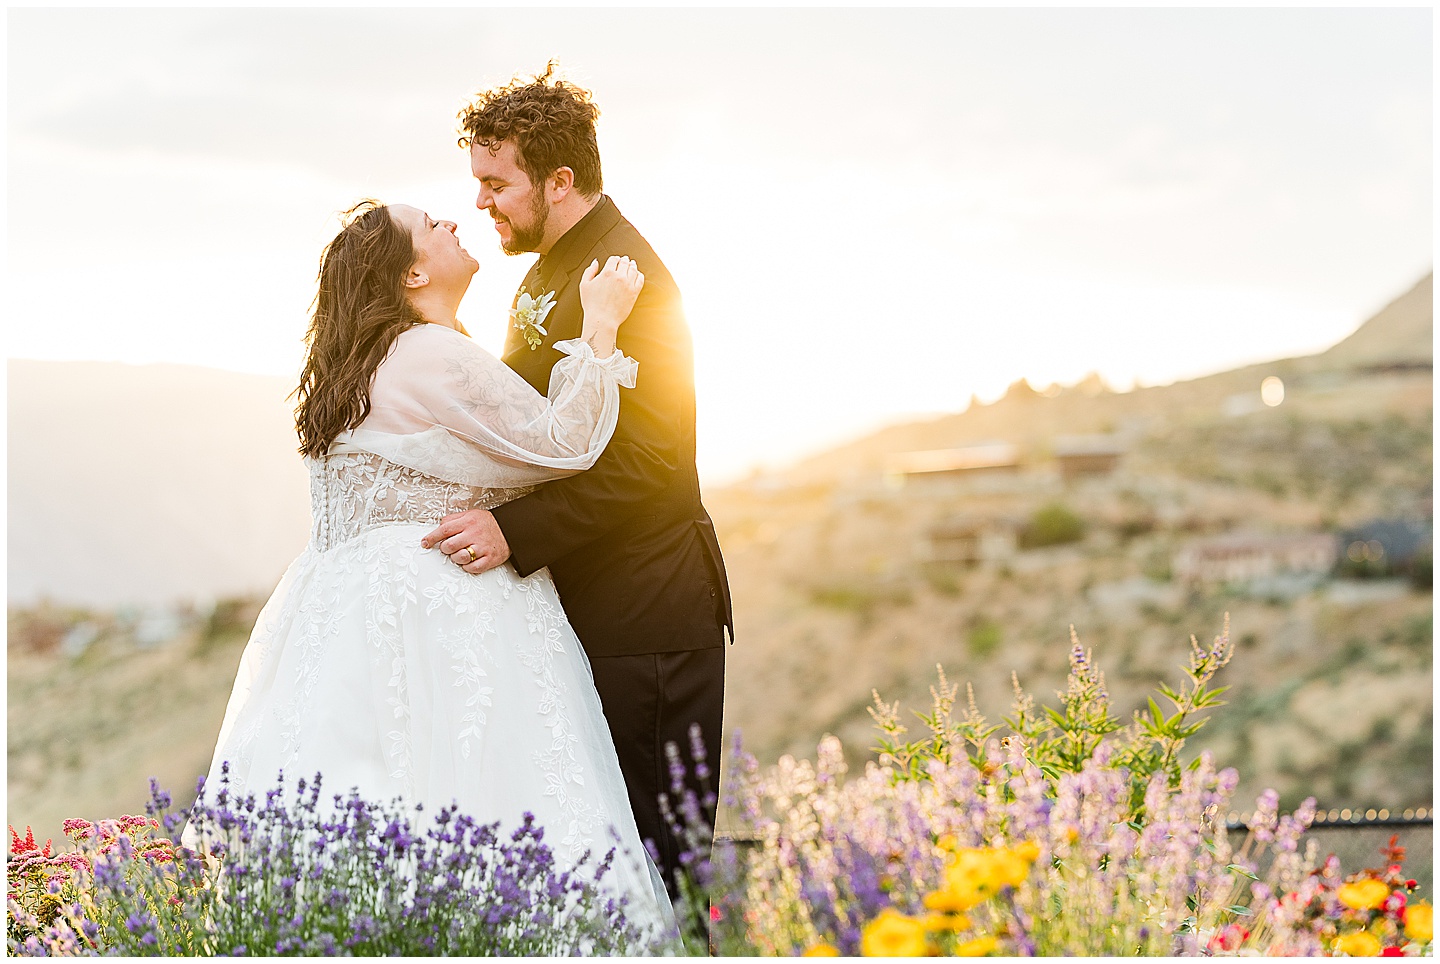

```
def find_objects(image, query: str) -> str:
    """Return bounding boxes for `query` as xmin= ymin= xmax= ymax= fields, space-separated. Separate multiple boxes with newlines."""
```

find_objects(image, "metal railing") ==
xmin=1225 ymin=806 xmax=1432 ymax=832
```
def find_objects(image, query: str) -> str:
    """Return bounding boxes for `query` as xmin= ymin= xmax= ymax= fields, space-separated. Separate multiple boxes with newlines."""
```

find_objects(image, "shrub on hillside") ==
xmin=1018 ymin=502 xmax=1086 ymax=549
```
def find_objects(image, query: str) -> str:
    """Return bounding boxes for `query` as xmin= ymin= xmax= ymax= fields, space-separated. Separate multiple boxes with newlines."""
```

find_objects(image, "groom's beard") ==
xmin=500 ymin=190 xmax=549 ymax=256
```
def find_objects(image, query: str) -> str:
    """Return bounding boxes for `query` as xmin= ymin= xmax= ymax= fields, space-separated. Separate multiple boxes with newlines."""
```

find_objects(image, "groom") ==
xmin=422 ymin=64 xmax=732 ymax=893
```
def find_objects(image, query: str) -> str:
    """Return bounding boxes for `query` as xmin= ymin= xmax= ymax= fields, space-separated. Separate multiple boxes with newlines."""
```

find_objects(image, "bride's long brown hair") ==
xmin=294 ymin=201 xmax=425 ymax=458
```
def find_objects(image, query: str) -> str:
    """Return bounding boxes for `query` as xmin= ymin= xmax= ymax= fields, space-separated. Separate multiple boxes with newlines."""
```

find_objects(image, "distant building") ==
xmin=884 ymin=443 xmax=1021 ymax=488
xmin=1174 ymin=532 xmax=1338 ymax=586
xmin=923 ymin=514 xmax=1021 ymax=568
xmin=1337 ymin=518 xmax=1433 ymax=577
xmin=1052 ymin=434 xmax=1126 ymax=481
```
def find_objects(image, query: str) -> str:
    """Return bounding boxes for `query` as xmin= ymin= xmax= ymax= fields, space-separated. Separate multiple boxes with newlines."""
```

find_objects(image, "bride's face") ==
xmin=391 ymin=204 xmax=479 ymax=292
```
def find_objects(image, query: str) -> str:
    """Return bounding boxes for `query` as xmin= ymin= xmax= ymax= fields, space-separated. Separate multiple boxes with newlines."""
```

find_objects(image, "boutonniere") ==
xmin=510 ymin=287 xmax=558 ymax=350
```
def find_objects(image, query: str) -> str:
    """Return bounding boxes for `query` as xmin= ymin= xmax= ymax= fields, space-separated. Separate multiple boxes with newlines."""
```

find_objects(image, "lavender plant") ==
xmin=658 ymin=724 xmax=748 ymax=956
xmin=12 ymin=768 xmax=659 ymax=957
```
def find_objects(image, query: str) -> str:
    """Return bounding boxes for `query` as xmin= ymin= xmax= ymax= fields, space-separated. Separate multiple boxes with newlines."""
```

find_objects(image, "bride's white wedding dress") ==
xmin=193 ymin=323 xmax=673 ymax=937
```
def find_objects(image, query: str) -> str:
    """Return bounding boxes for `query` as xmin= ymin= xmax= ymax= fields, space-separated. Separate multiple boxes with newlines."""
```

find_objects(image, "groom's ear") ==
xmin=546 ymin=167 xmax=575 ymax=203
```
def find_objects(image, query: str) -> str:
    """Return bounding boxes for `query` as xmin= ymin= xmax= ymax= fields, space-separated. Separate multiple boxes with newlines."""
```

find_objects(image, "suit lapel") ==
xmin=502 ymin=198 xmax=625 ymax=376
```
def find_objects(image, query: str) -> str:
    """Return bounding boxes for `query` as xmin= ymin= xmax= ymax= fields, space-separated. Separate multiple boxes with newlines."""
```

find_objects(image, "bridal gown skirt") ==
xmin=197 ymin=520 xmax=673 ymax=935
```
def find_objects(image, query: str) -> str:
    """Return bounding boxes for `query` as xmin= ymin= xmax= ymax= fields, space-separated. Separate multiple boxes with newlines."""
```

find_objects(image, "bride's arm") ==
xmin=357 ymin=323 xmax=636 ymax=472
xmin=338 ymin=257 xmax=642 ymax=486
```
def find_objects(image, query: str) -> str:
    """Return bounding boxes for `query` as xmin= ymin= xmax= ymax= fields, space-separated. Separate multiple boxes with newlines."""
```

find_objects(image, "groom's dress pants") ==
xmin=587 ymin=644 xmax=726 ymax=895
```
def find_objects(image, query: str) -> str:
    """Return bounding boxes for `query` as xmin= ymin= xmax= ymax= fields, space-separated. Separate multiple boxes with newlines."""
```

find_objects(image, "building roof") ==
xmin=886 ymin=442 xmax=1021 ymax=475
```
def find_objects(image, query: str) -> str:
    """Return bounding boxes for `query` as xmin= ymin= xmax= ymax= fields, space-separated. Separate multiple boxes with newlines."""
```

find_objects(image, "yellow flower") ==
xmin=1338 ymin=879 xmax=1392 ymax=911
xmin=1332 ymin=930 xmax=1383 ymax=956
xmin=802 ymin=943 xmax=842 ymax=957
xmin=989 ymin=849 xmax=1033 ymax=889
xmin=953 ymin=935 xmax=999 ymax=956
xmin=861 ymin=909 xmax=929 ymax=957
xmin=1011 ymin=839 xmax=1041 ymax=863
xmin=923 ymin=883 xmax=981 ymax=914
xmin=922 ymin=912 xmax=971 ymax=932
xmin=963 ymin=846 xmax=1033 ymax=891
xmin=1405 ymin=902 xmax=1433 ymax=943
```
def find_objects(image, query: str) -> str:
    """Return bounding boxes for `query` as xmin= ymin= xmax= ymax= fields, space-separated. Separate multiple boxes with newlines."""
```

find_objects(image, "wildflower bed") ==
xmin=8 ymin=620 xmax=1433 ymax=956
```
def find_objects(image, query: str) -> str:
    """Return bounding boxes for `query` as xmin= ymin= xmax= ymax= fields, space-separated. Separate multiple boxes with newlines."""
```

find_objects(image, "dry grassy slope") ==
xmin=712 ymin=466 xmax=1432 ymax=814
xmin=8 ymin=623 xmax=254 ymax=842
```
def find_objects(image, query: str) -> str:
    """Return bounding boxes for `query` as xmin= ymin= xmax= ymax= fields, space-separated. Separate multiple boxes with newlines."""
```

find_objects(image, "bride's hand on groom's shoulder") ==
xmin=579 ymin=255 xmax=644 ymax=334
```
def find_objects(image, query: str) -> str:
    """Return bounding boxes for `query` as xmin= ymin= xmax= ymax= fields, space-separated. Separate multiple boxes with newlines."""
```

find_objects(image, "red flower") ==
xmin=1207 ymin=924 xmax=1250 ymax=952
xmin=7 ymin=825 xmax=51 ymax=858
xmin=710 ymin=905 xmax=723 ymax=922
xmin=1381 ymin=947 xmax=1404 ymax=957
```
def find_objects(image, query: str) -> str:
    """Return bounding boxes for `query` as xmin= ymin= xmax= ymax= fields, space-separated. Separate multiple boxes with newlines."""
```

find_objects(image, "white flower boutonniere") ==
xmin=510 ymin=288 xmax=558 ymax=350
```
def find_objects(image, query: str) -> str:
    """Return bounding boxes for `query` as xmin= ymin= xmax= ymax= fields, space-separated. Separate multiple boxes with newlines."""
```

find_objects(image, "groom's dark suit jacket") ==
xmin=491 ymin=196 xmax=732 ymax=657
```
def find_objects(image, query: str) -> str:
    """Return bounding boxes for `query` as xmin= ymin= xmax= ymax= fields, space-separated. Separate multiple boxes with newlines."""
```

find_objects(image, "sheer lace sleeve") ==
xmin=330 ymin=324 xmax=637 ymax=488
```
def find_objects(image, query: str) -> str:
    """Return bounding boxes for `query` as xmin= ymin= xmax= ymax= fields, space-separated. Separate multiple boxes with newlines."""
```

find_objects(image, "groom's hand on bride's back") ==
xmin=422 ymin=510 xmax=511 ymax=574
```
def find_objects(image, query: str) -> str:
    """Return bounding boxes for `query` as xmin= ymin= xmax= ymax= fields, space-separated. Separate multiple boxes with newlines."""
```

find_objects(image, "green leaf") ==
xmin=1148 ymin=697 xmax=1166 ymax=726
xmin=1227 ymin=864 xmax=1259 ymax=880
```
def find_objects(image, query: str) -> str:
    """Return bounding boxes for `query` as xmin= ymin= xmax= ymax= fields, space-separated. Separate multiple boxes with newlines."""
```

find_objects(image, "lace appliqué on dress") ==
xmin=308 ymin=452 xmax=533 ymax=552
xmin=240 ymin=452 xmax=607 ymax=852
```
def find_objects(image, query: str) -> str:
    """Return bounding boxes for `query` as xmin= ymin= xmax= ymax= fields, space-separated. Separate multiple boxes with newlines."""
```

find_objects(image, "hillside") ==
xmin=7 ymin=274 xmax=1432 ymax=844
xmin=1319 ymin=273 xmax=1433 ymax=369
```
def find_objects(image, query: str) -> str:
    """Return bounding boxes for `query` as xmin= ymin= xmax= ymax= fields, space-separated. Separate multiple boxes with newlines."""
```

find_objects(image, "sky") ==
xmin=7 ymin=7 xmax=1432 ymax=484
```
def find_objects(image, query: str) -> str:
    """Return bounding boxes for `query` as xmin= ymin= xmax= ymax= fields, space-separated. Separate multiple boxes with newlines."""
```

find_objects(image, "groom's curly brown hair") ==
xmin=458 ymin=62 xmax=603 ymax=198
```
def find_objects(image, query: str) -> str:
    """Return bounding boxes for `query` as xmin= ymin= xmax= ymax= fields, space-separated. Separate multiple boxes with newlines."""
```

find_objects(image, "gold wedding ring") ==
xmin=461 ymin=546 xmax=478 ymax=565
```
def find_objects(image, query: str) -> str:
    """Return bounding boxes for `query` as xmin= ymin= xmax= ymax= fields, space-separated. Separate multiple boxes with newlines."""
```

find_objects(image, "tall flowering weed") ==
xmin=703 ymin=620 xmax=1433 ymax=956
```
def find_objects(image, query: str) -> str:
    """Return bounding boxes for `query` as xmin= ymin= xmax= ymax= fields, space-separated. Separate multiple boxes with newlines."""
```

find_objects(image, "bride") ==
xmin=192 ymin=199 xmax=674 ymax=933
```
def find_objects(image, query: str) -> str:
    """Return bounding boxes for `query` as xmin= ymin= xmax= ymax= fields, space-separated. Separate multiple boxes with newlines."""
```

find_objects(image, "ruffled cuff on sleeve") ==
xmin=554 ymin=338 xmax=639 ymax=389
